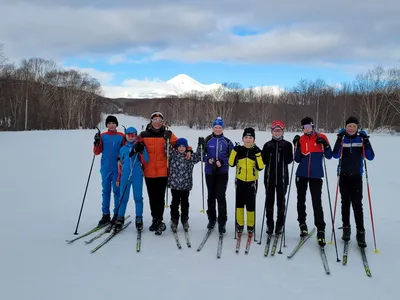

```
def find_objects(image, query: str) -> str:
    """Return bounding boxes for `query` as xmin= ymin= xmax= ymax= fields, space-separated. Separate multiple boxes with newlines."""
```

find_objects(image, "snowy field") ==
xmin=1 ymin=113 xmax=398 ymax=300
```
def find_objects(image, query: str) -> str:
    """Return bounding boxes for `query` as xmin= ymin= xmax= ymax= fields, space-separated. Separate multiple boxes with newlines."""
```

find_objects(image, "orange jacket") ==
xmin=138 ymin=124 xmax=191 ymax=178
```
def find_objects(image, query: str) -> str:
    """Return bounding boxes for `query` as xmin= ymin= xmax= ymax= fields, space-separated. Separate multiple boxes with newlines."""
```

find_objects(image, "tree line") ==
xmin=1 ymin=43 xmax=400 ymax=132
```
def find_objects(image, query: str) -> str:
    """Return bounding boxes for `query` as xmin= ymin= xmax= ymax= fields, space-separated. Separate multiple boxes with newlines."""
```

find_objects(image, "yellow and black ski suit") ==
xmin=228 ymin=144 xmax=265 ymax=230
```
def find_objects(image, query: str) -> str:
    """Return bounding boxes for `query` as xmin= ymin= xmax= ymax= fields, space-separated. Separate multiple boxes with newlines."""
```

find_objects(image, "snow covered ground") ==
xmin=1 ymin=114 xmax=398 ymax=300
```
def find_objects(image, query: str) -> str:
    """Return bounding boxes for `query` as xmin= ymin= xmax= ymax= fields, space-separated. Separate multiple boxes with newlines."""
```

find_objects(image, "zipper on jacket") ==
xmin=275 ymin=141 xmax=278 ymax=185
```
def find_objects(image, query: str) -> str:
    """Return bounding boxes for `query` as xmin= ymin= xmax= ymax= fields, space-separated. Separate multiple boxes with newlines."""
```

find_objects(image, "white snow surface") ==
xmin=1 ymin=114 xmax=398 ymax=300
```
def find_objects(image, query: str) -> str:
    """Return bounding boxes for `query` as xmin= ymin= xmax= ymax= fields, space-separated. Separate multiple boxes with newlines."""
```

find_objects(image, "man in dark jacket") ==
xmin=261 ymin=120 xmax=293 ymax=236
xmin=332 ymin=116 xmax=375 ymax=248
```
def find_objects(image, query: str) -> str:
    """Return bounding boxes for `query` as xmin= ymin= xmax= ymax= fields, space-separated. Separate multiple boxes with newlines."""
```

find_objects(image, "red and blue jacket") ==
xmin=332 ymin=133 xmax=375 ymax=176
xmin=93 ymin=130 xmax=125 ymax=175
xmin=294 ymin=132 xmax=332 ymax=178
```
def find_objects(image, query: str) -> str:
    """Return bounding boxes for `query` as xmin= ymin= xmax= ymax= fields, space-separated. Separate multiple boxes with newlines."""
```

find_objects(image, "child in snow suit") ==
xmin=261 ymin=120 xmax=293 ymax=236
xmin=93 ymin=115 xmax=125 ymax=226
xmin=166 ymin=137 xmax=202 ymax=231
xmin=332 ymin=116 xmax=375 ymax=248
xmin=198 ymin=117 xmax=234 ymax=234
xmin=115 ymin=127 xmax=149 ymax=232
xmin=228 ymin=128 xmax=265 ymax=236
xmin=292 ymin=117 xmax=333 ymax=247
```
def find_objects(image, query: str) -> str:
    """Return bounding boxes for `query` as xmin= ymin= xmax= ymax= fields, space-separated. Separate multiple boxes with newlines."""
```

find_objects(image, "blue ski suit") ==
xmin=116 ymin=141 xmax=149 ymax=218
xmin=93 ymin=130 xmax=125 ymax=215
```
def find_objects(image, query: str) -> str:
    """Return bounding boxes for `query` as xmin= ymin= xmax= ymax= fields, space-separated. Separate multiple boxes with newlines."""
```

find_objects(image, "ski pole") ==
xmin=73 ymin=126 xmax=101 ymax=235
xmin=165 ymin=123 xmax=170 ymax=209
xmin=257 ymin=153 xmax=271 ymax=245
xmin=362 ymin=142 xmax=378 ymax=253
xmin=278 ymin=145 xmax=296 ymax=253
xmin=200 ymin=144 xmax=205 ymax=213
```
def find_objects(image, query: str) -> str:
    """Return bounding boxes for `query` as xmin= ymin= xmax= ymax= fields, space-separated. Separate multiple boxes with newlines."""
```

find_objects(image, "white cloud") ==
xmin=65 ymin=66 xmax=115 ymax=85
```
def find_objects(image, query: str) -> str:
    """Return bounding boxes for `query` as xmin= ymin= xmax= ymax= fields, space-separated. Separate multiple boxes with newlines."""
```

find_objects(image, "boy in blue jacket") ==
xmin=93 ymin=115 xmax=125 ymax=226
xmin=332 ymin=116 xmax=375 ymax=248
xmin=115 ymin=127 xmax=149 ymax=231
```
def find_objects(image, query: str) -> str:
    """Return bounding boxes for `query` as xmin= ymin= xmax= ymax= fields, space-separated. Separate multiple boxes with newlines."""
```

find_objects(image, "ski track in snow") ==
xmin=0 ymin=114 xmax=398 ymax=300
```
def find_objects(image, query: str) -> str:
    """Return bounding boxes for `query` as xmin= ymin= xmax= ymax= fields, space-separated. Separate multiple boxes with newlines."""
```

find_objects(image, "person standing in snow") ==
xmin=93 ymin=115 xmax=126 ymax=226
xmin=167 ymin=137 xmax=202 ymax=231
xmin=261 ymin=120 xmax=293 ymax=236
xmin=198 ymin=117 xmax=234 ymax=234
xmin=332 ymin=116 xmax=375 ymax=248
xmin=292 ymin=117 xmax=332 ymax=247
xmin=115 ymin=127 xmax=149 ymax=232
xmin=228 ymin=128 xmax=264 ymax=236
xmin=138 ymin=111 xmax=192 ymax=235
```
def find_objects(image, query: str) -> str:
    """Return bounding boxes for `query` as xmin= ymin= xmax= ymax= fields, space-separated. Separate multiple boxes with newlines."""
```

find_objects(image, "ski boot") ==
xmin=247 ymin=226 xmax=254 ymax=237
xmin=155 ymin=221 xmax=166 ymax=235
xmin=181 ymin=217 xmax=189 ymax=231
xmin=275 ymin=225 xmax=283 ymax=235
xmin=207 ymin=219 xmax=216 ymax=230
xmin=299 ymin=223 xmax=308 ymax=238
xmin=356 ymin=230 xmax=367 ymax=248
xmin=114 ymin=216 xmax=125 ymax=232
xmin=98 ymin=214 xmax=110 ymax=227
xmin=149 ymin=219 xmax=157 ymax=231
xmin=317 ymin=230 xmax=326 ymax=247
xmin=236 ymin=224 xmax=244 ymax=237
xmin=342 ymin=225 xmax=351 ymax=241
xmin=170 ymin=219 xmax=178 ymax=232
xmin=135 ymin=216 xmax=143 ymax=231
xmin=218 ymin=222 xmax=226 ymax=234
xmin=266 ymin=222 xmax=274 ymax=235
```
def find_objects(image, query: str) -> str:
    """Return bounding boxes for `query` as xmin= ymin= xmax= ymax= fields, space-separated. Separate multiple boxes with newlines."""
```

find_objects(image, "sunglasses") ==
xmin=302 ymin=124 xmax=313 ymax=129
xmin=151 ymin=118 xmax=163 ymax=124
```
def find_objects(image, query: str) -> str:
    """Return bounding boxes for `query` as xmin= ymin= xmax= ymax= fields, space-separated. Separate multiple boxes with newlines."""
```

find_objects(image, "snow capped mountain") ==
xmin=102 ymin=74 xmax=283 ymax=99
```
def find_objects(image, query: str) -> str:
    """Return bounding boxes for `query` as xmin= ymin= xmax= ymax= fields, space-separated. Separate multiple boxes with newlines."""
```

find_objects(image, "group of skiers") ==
xmin=92 ymin=112 xmax=375 ymax=248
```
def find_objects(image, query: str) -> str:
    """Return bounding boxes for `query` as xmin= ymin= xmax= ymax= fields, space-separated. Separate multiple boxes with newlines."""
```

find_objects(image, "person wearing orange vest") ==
xmin=292 ymin=117 xmax=333 ymax=247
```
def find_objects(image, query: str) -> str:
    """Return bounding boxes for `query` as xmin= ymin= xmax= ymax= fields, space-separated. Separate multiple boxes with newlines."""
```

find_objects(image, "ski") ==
xmin=172 ymin=231 xmax=182 ymax=249
xmin=197 ymin=229 xmax=214 ymax=252
xmin=342 ymin=241 xmax=349 ymax=265
xmin=360 ymin=247 xmax=372 ymax=277
xmin=66 ymin=223 xmax=109 ymax=244
xmin=90 ymin=221 xmax=132 ymax=253
xmin=271 ymin=234 xmax=281 ymax=256
xmin=244 ymin=234 xmax=252 ymax=254
xmin=184 ymin=230 xmax=191 ymax=248
xmin=217 ymin=233 xmax=224 ymax=258
xmin=235 ymin=233 xmax=242 ymax=253
xmin=264 ymin=235 xmax=273 ymax=256
xmin=287 ymin=227 xmax=316 ymax=259
xmin=84 ymin=215 xmax=131 ymax=244
xmin=320 ymin=246 xmax=330 ymax=274
xmin=136 ymin=230 xmax=141 ymax=252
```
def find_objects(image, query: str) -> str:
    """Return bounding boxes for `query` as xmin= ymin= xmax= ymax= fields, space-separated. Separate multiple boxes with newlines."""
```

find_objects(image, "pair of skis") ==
xmin=235 ymin=232 xmax=253 ymax=254
xmin=342 ymin=241 xmax=371 ymax=277
xmin=196 ymin=228 xmax=225 ymax=259
xmin=172 ymin=229 xmax=191 ymax=249
xmin=263 ymin=234 xmax=281 ymax=257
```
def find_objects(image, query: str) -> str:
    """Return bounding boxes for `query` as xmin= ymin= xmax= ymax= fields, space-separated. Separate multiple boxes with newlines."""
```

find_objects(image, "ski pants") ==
xmin=296 ymin=176 xmax=326 ymax=230
xmin=117 ymin=174 xmax=144 ymax=218
xmin=339 ymin=175 xmax=365 ymax=231
xmin=170 ymin=189 xmax=190 ymax=222
xmin=205 ymin=173 xmax=228 ymax=225
xmin=145 ymin=177 xmax=168 ymax=222
xmin=101 ymin=171 xmax=120 ymax=215
xmin=235 ymin=179 xmax=257 ymax=227
xmin=265 ymin=183 xmax=288 ymax=229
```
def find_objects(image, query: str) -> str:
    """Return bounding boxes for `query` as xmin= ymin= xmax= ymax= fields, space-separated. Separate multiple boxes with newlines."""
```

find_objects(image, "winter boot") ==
xmin=218 ymin=222 xmax=226 ymax=234
xmin=275 ymin=225 xmax=283 ymax=235
xmin=111 ymin=214 xmax=118 ymax=224
xmin=98 ymin=214 xmax=110 ymax=226
xmin=207 ymin=219 xmax=216 ymax=230
xmin=299 ymin=223 xmax=308 ymax=238
xmin=149 ymin=219 xmax=157 ymax=231
xmin=170 ymin=219 xmax=178 ymax=232
xmin=155 ymin=221 xmax=166 ymax=235
xmin=342 ymin=225 xmax=351 ymax=242
xmin=135 ymin=216 xmax=143 ymax=231
xmin=181 ymin=217 xmax=189 ymax=231
xmin=247 ymin=226 xmax=254 ymax=237
xmin=317 ymin=230 xmax=326 ymax=247
xmin=356 ymin=230 xmax=367 ymax=248
xmin=114 ymin=216 xmax=125 ymax=232
xmin=266 ymin=222 xmax=274 ymax=235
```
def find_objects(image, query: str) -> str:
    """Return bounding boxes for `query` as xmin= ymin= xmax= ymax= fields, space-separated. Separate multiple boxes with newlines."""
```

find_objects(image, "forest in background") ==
xmin=1 ymin=43 xmax=399 ymax=132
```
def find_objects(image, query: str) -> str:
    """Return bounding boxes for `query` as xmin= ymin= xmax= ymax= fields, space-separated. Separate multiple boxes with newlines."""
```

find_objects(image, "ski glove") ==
xmin=253 ymin=145 xmax=261 ymax=155
xmin=359 ymin=130 xmax=369 ymax=140
xmin=316 ymin=137 xmax=329 ymax=148
xmin=292 ymin=135 xmax=300 ymax=146
xmin=233 ymin=142 xmax=241 ymax=152
xmin=198 ymin=137 xmax=205 ymax=147
xmin=94 ymin=132 xmax=101 ymax=146
xmin=164 ymin=130 xmax=172 ymax=140
xmin=337 ymin=128 xmax=346 ymax=138
xmin=134 ymin=142 xmax=145 ymax=153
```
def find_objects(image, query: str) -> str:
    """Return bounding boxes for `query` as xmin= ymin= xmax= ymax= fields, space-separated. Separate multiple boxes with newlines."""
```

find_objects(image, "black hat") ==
xmin=243 ymin=127 xmax=255 ymax=139
xmin=345 ymin=116 xmax=359 ymax=126
xmin=105 ymin=115 xmax=118 ymax=126
xmin=301 ymin=117 xmax=314 ymax=127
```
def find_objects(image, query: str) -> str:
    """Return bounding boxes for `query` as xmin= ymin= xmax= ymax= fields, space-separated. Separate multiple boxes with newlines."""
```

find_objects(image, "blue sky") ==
xmin=1 ymin=1 xmax=399 ymax=98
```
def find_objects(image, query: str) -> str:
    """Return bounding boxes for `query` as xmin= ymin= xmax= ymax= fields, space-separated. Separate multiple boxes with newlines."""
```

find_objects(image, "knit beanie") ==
xmin=176 ymin=138 xmax=188 ymax=149
xmin=105 ymin=115 xmax=118 ymax=127
xmin=271 ymin=120 xmax=285 ymax=130
xmin=301 ymin=117 xmax=314 ymax=127
xmin=151 ymin=111 xmax=164 ymax=119
xmin=243 ymin=127 xmax=255 ymax=139
xmin=212 ymin=117 xmax=225 ymax=128
xmin=345 ymin=116 xmax=359 ymax=126
xmin=125 ymin=126 xmax=137 ymax=135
